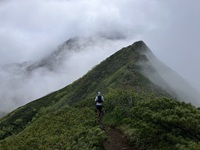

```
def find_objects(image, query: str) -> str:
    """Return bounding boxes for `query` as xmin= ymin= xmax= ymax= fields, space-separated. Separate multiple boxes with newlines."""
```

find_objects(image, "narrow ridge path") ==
xmin=98 ymin=112 xmax=137 ymax=150
xmin=103 ymin=126 xmax=138 ymax=150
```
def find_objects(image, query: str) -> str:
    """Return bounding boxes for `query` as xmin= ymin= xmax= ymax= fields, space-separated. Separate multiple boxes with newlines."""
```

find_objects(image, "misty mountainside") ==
xmin=139 ymin=46 xmax=200 ymax=107
xmin=25 ymin=37 xmax=99 ymax=72
xmin=0 ymin=36 xmax=126 ymax=113
xmin=3 ymin=37 xmax=97 ymax=74
xmin=0 ymin=41 xmax=200 ymax=150
xmin=0 ymin=37 xmax=89 ymax=113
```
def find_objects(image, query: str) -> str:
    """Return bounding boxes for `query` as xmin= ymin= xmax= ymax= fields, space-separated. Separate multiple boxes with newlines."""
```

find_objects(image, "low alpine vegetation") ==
xmin=0 ymin=41 xmax=200 ymax=150
xmin=0 ymin=104 xmax=106 ymax=150
xmin=103 ymin=89 xmax=200 ymax=150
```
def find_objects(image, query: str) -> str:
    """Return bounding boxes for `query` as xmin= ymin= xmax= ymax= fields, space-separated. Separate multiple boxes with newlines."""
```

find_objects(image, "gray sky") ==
xmin=143 ymin=0 xmax=200 ymax=92
xmin=0 ymin=0 xmax=166 ymax=63
xmin=0 ymin=0 xmax=200 ymax=111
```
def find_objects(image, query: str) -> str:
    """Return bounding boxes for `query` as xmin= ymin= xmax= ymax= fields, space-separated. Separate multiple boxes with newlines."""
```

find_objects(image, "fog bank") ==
xmin=0 ymin=0 xmax=200 ymax=111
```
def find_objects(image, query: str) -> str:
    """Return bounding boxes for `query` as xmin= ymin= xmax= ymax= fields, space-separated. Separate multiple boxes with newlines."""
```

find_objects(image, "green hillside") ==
xmin=0 ymin=41 xmax=200 ymax=150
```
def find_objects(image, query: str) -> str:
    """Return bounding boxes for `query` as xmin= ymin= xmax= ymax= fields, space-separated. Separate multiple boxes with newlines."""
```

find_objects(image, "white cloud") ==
xmin=142 ymin=0 xmax=200 ymax=92
xmin=0 ymin=0 xmax=166 ymax=63
xmin=0 ymin=0 xmax=200 ymax=111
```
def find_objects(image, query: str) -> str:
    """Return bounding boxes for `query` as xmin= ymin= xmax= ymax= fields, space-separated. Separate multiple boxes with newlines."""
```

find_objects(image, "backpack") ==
xmin=97 ymin=95 xmax=103 ymax=103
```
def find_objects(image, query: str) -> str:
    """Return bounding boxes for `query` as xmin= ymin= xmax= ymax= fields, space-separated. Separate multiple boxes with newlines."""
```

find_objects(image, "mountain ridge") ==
xmin=138 ymin=44 xmax=200 ymax=106
xmin=0 ymin=40 xmax=169 ymax=138
xmin=0 ymin=36 xmax=128 ymax=113
xmin=0 ymin=40 xmax=200 ymax=149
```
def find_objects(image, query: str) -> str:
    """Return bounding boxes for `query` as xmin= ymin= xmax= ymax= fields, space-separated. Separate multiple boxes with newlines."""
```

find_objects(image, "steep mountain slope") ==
xmin=0 ymin=37 xmax=88 ymax=113
xmin=0 ymin=41 xmax=200 ymax=150
xmin=3 ymin=37 xmax=96 ymax=73
xmin=0 ymin=41 xmax=158 ymax=138
xmin=0 ymin=36 xmax=125 ymax=113
xmin=25 ymin=37 xmax=99 ymax=72
xmin=139 ymin=49 xmax=200 ymax=106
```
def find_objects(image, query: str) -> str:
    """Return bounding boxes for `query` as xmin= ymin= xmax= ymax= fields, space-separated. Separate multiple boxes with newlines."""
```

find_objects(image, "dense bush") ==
xmin=0 ymin=105 xmax=106 ymax=150
xmin=103 ymin=89 xmax=200 ymax=150
xmin=1 ymin=41 xmax=200 ymax=150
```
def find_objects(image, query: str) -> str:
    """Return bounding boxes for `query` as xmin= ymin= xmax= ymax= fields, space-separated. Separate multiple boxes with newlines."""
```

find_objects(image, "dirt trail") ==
xmin=103 ymin=126 xmax=138 ymax=150
xmin=98 ymin=112 xmax=137 ymax=150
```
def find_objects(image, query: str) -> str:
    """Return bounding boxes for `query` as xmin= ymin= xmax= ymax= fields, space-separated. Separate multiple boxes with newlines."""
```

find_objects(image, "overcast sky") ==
xmin=0 ymin=0 xmax=200 ymax=111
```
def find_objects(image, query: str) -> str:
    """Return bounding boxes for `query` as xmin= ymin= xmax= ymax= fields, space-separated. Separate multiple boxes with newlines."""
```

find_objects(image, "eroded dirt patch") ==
xmin=103 ymin=127 xmax=137 ymax=150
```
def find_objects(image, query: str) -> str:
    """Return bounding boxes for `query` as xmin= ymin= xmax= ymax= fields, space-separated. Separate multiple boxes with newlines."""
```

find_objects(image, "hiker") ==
xmin=95 ymin=91 xmax=104 ymax=117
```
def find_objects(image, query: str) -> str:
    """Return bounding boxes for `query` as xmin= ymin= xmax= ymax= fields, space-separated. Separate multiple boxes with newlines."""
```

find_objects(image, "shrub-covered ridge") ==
xmin=103 ymin=89 xmax=200 ymax=150
xmin=0 ymin=40 xmax=200 ymax=150
xmin=0 ymin=104 xmax=106 ymax=150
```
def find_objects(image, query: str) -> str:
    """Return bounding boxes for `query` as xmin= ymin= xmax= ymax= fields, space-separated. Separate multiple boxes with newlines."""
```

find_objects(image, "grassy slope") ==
xmin=0 ymin=41 xmax=200 ymax=149
xmin=0 ymin=41 xmax=154 ymax=140
xmin=103 ymin=90 xmax=200 ymax=150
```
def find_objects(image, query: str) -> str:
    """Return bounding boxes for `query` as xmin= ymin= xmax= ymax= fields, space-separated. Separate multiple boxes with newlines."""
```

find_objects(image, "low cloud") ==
xmin=0 ymin=0 xmax=165 ymax=64
xmin=139 ymin=47 xmax=200 ymax=107
xmin=0 ymin=37 xmax=131 ymax=111
xmin=0 ymin=0 xmax=200 ymax=111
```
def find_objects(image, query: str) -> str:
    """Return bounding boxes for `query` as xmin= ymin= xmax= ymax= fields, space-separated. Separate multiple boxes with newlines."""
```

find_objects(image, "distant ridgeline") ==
xmin=0 ymin=40 xmax=200 ymax=150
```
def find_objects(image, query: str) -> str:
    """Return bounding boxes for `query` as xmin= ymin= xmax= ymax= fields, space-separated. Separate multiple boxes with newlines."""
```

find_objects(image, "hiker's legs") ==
xmin=96 ymin=105 xmax=102 ymax=117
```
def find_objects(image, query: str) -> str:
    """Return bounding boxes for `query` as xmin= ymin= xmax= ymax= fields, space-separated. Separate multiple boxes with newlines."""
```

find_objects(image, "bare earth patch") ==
xmin=103 ymin=127 xmax=138 ymax=150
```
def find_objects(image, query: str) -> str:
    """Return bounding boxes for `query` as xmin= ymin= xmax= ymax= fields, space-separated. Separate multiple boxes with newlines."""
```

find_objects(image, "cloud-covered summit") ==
xmin=0 ymin=0 xmax=200 ymax=112
xmin=0 ymin=36 xmax=130 ymax=112
xmin=0 ymin=0 xmax=165 ymax=64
